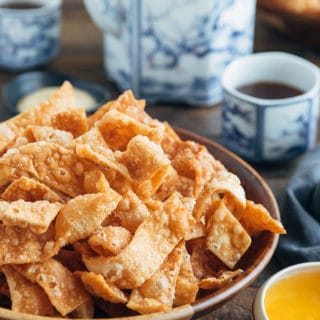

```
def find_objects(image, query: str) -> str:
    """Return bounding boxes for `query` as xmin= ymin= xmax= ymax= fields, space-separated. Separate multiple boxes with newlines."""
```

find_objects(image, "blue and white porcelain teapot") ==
xmin=84 ymin=0 xmax=256 ymax=106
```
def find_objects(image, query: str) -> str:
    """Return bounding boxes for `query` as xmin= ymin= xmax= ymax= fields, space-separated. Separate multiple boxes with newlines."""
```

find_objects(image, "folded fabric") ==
xmin=276 ymin=146 xmax=320 ymax=267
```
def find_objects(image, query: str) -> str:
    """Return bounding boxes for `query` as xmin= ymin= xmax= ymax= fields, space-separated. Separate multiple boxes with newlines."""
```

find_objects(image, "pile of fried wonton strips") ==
xmin=0 ymin=82 xmax=285 ymax=318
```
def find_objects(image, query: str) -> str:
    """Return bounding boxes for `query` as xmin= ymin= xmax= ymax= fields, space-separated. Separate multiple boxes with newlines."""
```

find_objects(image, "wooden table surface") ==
xmin=0 ymin=1 xmax=319 ymax=319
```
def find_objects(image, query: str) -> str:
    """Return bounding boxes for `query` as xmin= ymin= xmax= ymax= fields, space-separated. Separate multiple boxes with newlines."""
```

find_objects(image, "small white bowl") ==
xmin=253 ymin=261 xmax=320 ymax=320
xmin=0 ymin=0 xmax=62 ymax=70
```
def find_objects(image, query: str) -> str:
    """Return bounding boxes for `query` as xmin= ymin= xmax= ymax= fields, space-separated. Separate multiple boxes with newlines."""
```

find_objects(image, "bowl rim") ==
xmin=0 ymin=128 xmax=280 ymax=320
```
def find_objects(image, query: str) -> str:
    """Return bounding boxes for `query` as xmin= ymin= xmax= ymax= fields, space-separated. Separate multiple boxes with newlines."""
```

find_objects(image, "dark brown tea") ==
xmin=0 ymin=2 xmax=42 ymax=9
xmin=237 ymin=81 xmax=304 ymax=99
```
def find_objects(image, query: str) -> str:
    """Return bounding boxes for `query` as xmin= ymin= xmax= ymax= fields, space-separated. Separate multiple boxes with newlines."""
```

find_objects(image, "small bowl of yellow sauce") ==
xmin=253 ymin=262 xmax=320 ymax=320
xmin=2 ymin=71 xmax=110 ymax=115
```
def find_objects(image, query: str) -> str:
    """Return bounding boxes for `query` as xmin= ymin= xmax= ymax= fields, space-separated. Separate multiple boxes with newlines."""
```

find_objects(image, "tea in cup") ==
xmin=221 ymin=51 xmax=320 ymax=163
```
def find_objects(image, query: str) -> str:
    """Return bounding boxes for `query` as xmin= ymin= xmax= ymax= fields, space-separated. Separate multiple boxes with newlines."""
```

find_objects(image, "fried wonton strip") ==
xmin=127 ymin=242 xmax=184 ymax=314
xmin=24 ymin=125 xmax=74 ymax=149
xmin=0 ymin=141 xmax=104 ymax=197
xmin=14 ymin=259 xmax=90 ymax=316
xmin=76 ymin=271 xmax=128 ymax=304
xmin=153 ymin=166 xmax=181 ymax=201
xmin=0 ymin=81 xmax=75 ymax=155
xmin=96 ymin=109 xmax=163 ymax=152
xmin=0 ymin=164 xmax=15 ymax=188
xmin=198 ymin=269 xmax=243 ymax=290
xmin=189 ymin=238 xmax=216 ymax=280
xmin=51 ymin=108 xmax=88 ymax=138
xmin=185 ymin=221 xmax=206 ymax=241
xmin=113 ymin=190 xmax=150 ymax=233
xmin=88 ymin=226 xmax=132 ymax=256
xmin=240 ymin=200 xmax=286 ymax=236
xmin=83 ymin=169 xmax=111 ymax=193
xmin=0 ymin=82 xmax=75 ymax=154
xmin=206 ymin=201 xmax=251 ymax=269
xmin=112 ymin=90 xmax=148 ymax=120
xmin=55 ymin=192 xmax=121 ymax=246
xmin=0 ymin=200 xmax=63 ymax=234
xmin=170 ymin=140 xmax=216 ymax=197
xmin=174 ymin=246 xmax=199 ymax=306
xmin=75 ymin=127 xmax=130 ymax=179
xmin=2 ymin=265 xmax=55 ymax=316
xmin=193 ymin=171 xmax=246 ymax=221
xmin=118 ymin=135 xmax=170 ymax=198
xmin=83 ymin=193 xmax=195 ymax=289
xmin=0 ymin=224 xmax=56 ymax=265
xmin=1 ymin=176 xmax=64 ymax=203
xmin=88 ymin=90 xmax=147 ymax=128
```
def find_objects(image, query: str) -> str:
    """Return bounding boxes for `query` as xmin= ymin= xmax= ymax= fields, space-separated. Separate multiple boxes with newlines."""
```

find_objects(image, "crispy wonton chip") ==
xmin=75 ymin=127 xmax=130 ymax=179
xmin=2 ymin=265 xmax=55 ymax=316
xmin=24 ymin=125 xmax=74 ymax=148
xmin=88 ymin=226 xmax=132 ymax=256
xmin=193 ymin=171 xmax=246 ymax=222
xmin=118 ymin=135 xmax=170 ymax=198
xmin=170 ymin=140 xmax=216 ymax=197
xmin=96 ymin=110 xmax=163 ymax=152
xmin=55 ymin=192 xmax=121 ymax=246
xmin=0 ymin=224 xmax=56 ymax=265
xmin=0 ymin=81 xmax=75 ymax=155
xmin=240 ymin=200 xmax=286 ymax=236
xmin=113 ymin=190 xmax=150 ymax=233
xmin=127 ymin=242 xmax=184 ymax=314
xmin=206 ymin=201 xmax=251 ymax=269
xmin=198 ymin=269 xmax=243 ymax=290
xmin=76 ymin=271 xmax=128 ymax=304
xmin=1 ymin=176 xmax=64 ymax=203
xmin=52 ymin=108 xmax=88 ymax=138
xmin=0 ymin=199 xmax=62 ymax=234
xmin=14 ymin=259 xmax=90 ymax=316
xmin=87 ymin=90 xmax=146 ymax=128
xmin=174 ymin=245 xmax=199 ymax=306
xmin=0 ymin=141 xmax=104 ymax=197
xmin=82 ymin=193 xmax=195 ymax=289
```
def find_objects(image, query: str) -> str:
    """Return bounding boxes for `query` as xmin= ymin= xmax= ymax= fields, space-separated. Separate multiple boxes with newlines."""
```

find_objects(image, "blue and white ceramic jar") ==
xmin=222 ymin=52 xmax=320 ymax=163
xmin=0 ymin=0 xmax=61 ymax=70
xmin=84 ymin=0 xmax=256 ymax=106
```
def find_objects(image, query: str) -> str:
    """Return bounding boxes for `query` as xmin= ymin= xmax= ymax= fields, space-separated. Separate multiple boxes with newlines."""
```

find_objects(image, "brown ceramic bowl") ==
xmin=0 ymin=128 xmax=280 ymax=320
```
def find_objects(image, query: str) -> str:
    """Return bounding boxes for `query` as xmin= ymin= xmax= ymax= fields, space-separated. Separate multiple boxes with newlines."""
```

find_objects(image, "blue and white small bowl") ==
xmin=0 ymin=0 xmax=61 ymax=71
xmin=221 ymin=52 xmax=320 ymax=163
xmin=84 ymin=0 xmax=256 ymax=106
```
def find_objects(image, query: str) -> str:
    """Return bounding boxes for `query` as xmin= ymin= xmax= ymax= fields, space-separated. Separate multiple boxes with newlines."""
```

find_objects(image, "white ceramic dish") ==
xmin=252 ymin=261 xmax=320 ymax=320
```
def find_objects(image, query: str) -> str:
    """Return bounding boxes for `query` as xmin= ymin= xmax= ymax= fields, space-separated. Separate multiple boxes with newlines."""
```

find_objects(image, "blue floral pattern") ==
xmin=0 ymin=8 xmax=61 ymax=70
xmin=85 ymin=0 xmax=256 ymax=106
xmin=222 ymin=92 xmax=315 ymax=162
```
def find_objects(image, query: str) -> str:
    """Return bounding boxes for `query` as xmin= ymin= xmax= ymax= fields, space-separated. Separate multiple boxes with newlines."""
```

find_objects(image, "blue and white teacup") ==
xmin=84 ymin=0 xmax=256 ymax=106
xmin=0 ymin=0 xmax=62 ymax=71
xmin=222 ymin=52 xmax=320 ymax=163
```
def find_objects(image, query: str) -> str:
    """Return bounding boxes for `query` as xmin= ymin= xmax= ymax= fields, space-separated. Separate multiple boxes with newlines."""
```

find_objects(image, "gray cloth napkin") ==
xmin=276 ymin=146 xmax=320 ymax=267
